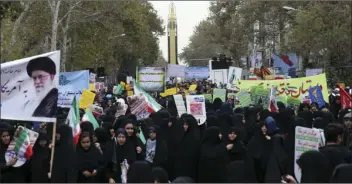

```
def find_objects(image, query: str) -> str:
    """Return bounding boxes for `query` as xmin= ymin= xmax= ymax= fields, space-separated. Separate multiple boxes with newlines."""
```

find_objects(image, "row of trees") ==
xmin=180 ymin=0 xmax=352 ymax=84
xmin=0 ymin=1 xmax=165 ymax=74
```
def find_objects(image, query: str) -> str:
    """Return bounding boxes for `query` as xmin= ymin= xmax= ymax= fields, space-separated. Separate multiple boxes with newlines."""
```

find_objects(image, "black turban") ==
xmin=26 ymin=56 xmax=56 ymax=77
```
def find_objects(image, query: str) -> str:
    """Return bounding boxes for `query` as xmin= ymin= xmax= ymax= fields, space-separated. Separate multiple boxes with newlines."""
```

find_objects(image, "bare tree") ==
xmin=5 ymin=1 xmax=32 ymax=59
xmin=48 ymin=0 xmax=81 ymax=51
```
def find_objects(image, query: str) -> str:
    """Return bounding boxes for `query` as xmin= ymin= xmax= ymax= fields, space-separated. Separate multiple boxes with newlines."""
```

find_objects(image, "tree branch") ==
xmin=48 ymin=0 xmax=54 ymax=14
xmin=57 ymin=1 xmax=81 ymax=26
xmin=5 ymin=1 xmax=32 ymax=59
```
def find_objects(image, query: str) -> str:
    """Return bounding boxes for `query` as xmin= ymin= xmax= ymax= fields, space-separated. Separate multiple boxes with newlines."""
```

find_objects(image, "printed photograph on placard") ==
xmin=5 ymin=126 xmax=39 ymax=167
xmin=1 ymin=51 xmax=60 ymax=122
xmin=190 ymin=103 xmax=203 ymax=115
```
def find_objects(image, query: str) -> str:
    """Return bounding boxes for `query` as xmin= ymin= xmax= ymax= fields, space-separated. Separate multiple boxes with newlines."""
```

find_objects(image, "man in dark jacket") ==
xmin=319 ymin=123 xmax=352 ymax=180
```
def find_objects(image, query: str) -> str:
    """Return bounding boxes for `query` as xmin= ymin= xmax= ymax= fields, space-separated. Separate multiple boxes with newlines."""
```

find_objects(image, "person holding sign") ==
xmin=0 ymin=122 xmax=23 ymax=183
xmin=24 ymin=57 xmax=58 ymax=118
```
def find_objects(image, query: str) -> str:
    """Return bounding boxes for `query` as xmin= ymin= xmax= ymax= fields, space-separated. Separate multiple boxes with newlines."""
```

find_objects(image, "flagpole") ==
xmin=49 ymin=119 xmax=57 ymax=178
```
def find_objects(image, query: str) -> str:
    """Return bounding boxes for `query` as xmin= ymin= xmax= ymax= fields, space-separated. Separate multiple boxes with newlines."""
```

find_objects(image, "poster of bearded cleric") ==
xmin=1 ymin=51 xmax=60 ymax=122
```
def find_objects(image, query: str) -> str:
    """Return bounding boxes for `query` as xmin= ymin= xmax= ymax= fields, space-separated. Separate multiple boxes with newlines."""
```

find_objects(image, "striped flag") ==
xmin=248 ymin=74 xmax=258 ymax=80
xmin=66 ymin=96 xmax=81 ymax=145
xmin=13 ymin=127 xmax=33 ymax=159
xmin=133 ymin=79 xmax=162 ymax=112
xmin=81 ymin=108 xmax=99 ymax=129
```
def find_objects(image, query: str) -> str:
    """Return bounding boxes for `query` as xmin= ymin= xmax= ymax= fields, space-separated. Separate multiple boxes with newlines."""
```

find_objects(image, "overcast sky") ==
xmin=150 ymin=1 xmax=210 ymax=65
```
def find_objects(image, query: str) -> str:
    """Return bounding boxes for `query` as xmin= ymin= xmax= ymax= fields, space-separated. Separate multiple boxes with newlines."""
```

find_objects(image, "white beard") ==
xmin=23 ymin=84 xmax=54 ymax=116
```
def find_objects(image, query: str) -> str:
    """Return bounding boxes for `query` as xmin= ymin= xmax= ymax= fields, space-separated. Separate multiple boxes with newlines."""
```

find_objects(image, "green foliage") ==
xmin=181 ymin=1 xmax=352 ymax=84
xmin=1 ymin=1 xmax=164 ymax=74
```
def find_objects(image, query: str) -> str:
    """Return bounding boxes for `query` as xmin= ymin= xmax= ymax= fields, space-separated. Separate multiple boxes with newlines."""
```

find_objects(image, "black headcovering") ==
xmin=26 ymin=56 xmax=56 ymax=77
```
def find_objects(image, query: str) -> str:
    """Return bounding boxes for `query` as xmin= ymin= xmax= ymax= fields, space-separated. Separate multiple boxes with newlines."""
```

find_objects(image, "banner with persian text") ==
xmin=184 ymin=67 xmax=209 ymax=79
xmin=136 ymin=67 xmax=165 ymax=92
xmin=1 ymin=51 xmax=60 ymax=122
xmin=236 ymin=73 xmax=329 ymax=102
xmin=58 ymin=70 xmax=89 ymax=107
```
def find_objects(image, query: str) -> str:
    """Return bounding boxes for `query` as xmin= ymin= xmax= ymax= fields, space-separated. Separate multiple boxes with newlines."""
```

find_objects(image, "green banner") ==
xmin=213 ymin=88 xmax=226 ymax=102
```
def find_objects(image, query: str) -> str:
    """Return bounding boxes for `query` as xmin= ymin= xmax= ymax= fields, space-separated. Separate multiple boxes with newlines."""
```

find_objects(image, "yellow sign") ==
xmin=236 ymin=73 xmax=329 ymax=102
xmin=160 ymin=88 xmax=178 ymax=97
xmin=89 ymin=83 xmax=95 ymax=91
xmin=127 ymin=91 xmax=134 ymax=96
xmin=189 ymin=84 xmax=197 ymax=91
xmin=126 ymin=85 xmax=131 ymax=91
xmin=79 ymin=90 xmax=96 ymax=109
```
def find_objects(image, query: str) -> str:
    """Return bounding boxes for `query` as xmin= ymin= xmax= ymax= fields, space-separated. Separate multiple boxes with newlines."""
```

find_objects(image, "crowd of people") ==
xmin=0 ymin=81 xmax=352 ymax=183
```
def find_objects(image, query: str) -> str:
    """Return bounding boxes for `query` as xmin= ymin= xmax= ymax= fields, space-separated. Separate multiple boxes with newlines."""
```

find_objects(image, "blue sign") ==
xmin=58 ymin=70 xmax=89 ymax=107
xmin=308 ymin=86 xmax=325 ymax=108
xmin=185 ymin=67 xmax=209 ymax=79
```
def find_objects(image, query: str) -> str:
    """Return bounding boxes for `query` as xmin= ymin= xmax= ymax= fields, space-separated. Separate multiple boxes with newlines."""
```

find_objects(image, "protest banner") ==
xmin=213 ymin=88 xmax=226 ymax=102
xmin=227 ymin=66 xmax=242 ymax=90
xmin=294 ymin=126 xmax=321 ymax=183
xmin=127 ymin=91 xmax=134 ymax=96
xmin=79 ymin=90 xmax=96 ymax=109
xmin=203 ymin=94 xmax=213 ymax=102
xmin=186 ymin=95 xmax=206 ymax=125
xmin=251 ymin=86 xmax=269 ymax=107
xmin=308 ymin=86 xmax=325 ymax=108
xmin=113 ymin=84 xmax=123 ymax=95
xmin=5 ymin=126 xmax=39 ymax=167
xmin=184 ymin=67 xmax=209 ymax=79
xmin=236 ymin=73 xmax=329 ymax=102
xmin=127 ymin=93 xmax=152 ymax=120
xmin=188 ymin=84 xmax=197 ymax=91
xmin=89 ymin=83 xmax=95 ymax=91
xmin=173 ymin=94 xmax=187 ymax=117
xmin=160 ymin=87 xmax=178 ymax=97
xmin=237 ymin=91 xmax=252 ymax=107
xmin=58 ymin=70 xmax=89 ymax=107
xmin=1 ymin=51 xmax=60 ymax=122
xmin=168 ymin=64 xmax=185 ymax=77
xmin=137 ymin=67 xmax=166 ymax=92
xmin=134 ymin=79 xmax=162 ymax=112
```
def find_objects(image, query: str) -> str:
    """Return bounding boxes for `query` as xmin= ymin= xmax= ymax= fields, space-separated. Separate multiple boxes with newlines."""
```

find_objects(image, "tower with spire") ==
xmin=167 ymin=1 xmax=178 ymax=65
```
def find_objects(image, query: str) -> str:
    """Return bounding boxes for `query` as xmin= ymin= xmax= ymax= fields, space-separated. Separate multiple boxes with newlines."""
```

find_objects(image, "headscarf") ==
xmin=297 ymin=150 xmax=329 ymax=183
xmin=127 ymin=161 xmax=154 ymax=183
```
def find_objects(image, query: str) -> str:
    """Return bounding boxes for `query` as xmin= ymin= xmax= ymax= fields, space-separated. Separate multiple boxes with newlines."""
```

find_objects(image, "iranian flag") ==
xmin=248 ymin=74 xmax=258 ymax=80
xmin=133 ymin=79 xmax=162 ymax=112
xmin=13 ymin=127 xmax=33 ymax=159
xmin=275 ymin=73 xmax=285 ymax=80
xmin=81 ymin=108 xmax=99 ymax=129
xmin=66 ymin=96 xmax=81 ymax=145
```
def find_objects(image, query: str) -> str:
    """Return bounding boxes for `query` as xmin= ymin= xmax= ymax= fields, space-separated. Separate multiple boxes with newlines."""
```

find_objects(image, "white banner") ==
xmin=227 ymin=67 xmax=243 ymax=90
xmin=186 ymin=95 xmax=206 ymax=125
xmin=137 ymin=67 xmax=165 ymax=92
xmin=210 ymin=69 xmax=228 ymax=87
xmin=58 ymin=70 xmax=89 ymax=107
xmin=168 ymin=64 xmax=185 ymax=77
xmin=1 ymin=51 xmax=60 ymax=122
xmin=173 ymin=94 xmax=187 ymax=117
xmin=294 ymin=126 xmax=321 ymax=182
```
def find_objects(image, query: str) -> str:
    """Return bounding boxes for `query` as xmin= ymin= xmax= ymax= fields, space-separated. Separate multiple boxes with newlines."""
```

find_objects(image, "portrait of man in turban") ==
xmin=23 ymin=57 xmax=58 ymax=118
